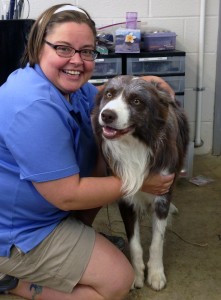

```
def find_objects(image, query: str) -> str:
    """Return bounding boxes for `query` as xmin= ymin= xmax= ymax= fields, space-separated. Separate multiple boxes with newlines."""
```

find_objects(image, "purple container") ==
xmin=126 ymin=12 xmax=137 ymax=29
xmin=141 ymin=31 xmax=177 ymax=51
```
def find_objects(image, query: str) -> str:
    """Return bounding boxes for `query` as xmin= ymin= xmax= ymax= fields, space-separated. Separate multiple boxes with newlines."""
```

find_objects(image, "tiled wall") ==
xmin=24 ymin=0 xmax=220 ymax=154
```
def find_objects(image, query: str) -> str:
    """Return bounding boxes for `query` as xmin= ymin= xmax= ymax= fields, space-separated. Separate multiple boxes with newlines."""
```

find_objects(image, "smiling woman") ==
xmin=0 ymin=4 xmax=136 ymax=300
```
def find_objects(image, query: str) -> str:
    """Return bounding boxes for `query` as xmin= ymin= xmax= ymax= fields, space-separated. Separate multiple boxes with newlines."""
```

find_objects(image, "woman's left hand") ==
xmin=141 ymin=173 xmax=175 ymax=195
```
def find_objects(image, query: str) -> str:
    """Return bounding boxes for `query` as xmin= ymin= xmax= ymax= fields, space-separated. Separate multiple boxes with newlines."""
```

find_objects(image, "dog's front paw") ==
xmin=130 ymin=248 xmax=145 ymax=289
xmin=147 ymin=268 xmax=166 ymax=291
xmin=133 ymin=274 xmax=144 ymax=289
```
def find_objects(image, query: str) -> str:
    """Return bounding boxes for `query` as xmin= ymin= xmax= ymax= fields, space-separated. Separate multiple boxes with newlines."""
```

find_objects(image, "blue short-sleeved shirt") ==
xmin=0 ymin=64 xmax=98 ymax=256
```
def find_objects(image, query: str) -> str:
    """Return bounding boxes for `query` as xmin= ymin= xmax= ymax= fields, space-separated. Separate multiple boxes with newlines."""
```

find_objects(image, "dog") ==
xmin=92 ymin=75 xmax=189 ymax=291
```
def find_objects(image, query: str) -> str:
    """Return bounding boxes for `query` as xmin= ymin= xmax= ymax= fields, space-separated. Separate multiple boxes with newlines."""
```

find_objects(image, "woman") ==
xmin=0 ymin=4 xmax=174 ymax=300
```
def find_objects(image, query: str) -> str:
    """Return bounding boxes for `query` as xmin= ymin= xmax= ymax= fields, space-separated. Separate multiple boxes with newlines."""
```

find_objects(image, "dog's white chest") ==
xmin=103 ymin=136 xmax=152 ymax=198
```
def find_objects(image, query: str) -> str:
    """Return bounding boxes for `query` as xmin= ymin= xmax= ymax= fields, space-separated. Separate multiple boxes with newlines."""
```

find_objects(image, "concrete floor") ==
xmin=1 ymin=154 xmax=221 ymax=300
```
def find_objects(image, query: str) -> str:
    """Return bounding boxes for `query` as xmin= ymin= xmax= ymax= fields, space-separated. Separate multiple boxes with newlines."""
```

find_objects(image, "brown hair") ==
xmin=20 ymin=4 xmax=97 ymax=67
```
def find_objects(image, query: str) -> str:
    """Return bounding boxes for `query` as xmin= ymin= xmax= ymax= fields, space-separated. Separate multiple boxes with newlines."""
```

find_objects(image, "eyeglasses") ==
xmin=44 ymin=40 xmax=99 ymax=61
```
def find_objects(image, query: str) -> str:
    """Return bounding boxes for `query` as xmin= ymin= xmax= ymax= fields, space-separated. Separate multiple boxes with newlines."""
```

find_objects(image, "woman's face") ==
xmin=39 ymin=22 xmax=96 ymax=95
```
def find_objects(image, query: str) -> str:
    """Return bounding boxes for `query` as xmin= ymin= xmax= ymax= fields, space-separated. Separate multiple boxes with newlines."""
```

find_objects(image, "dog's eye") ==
xmin=105 ymin=91 xmax=112 ymax=99
xmin=133 ymin=99 xmax=141 ymax=105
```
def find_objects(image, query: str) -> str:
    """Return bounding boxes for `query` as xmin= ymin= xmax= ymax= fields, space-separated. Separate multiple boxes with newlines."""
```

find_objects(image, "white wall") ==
xmin=23 ymin=0 xmax=220 ymax=155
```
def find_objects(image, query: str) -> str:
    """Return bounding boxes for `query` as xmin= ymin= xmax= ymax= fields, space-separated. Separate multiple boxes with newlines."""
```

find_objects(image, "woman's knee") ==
xmin=97 ymin=268 xmax=134 ymax=300
xmin=111 ymin=264 xmax=134 ymax=299
xmin=96 ymin=235 xmax=135 ymax=299
xmin=81 ymin=233 xmax=135 ymax=299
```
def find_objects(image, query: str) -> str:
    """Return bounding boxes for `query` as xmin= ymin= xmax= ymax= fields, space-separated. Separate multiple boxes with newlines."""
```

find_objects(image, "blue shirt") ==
xmin=0 ymin=64 xmax=98 ymax=256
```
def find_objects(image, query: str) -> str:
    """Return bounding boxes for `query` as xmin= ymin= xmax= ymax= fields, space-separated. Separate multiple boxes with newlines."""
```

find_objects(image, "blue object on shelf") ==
xmin=9 ymin=0 xmax=15 ymax=19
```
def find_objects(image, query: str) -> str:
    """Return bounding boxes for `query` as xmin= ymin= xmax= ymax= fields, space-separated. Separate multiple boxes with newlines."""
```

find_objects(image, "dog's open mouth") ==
xmin=102 ymin=126 xmax=134 ymax=139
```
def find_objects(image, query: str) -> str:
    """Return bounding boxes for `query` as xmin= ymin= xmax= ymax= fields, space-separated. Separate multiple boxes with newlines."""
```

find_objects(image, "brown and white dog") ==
xmin=92 ymin=75 xmax=189 ymax=291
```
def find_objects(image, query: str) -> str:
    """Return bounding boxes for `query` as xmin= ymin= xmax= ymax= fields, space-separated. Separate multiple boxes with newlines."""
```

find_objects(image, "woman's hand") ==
xmin=141 ymin=173 xmax=175 ymax=195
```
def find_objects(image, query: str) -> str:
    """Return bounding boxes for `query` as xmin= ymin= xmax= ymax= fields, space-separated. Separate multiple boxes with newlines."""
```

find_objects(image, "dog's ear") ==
xmin=150 ymin=78 xmax=175 ymax=101
xmin=157 ymin=90 xmax=171 ymax=109
xmin=148 ymin=85 xmax=171 ymax=128
xmin=151 ymin=80 xmax=175 ymax=106
xmin=91 ymin=82 xmax=109 ymax=129
xmin=95 ymin=85 xmax=105 ymax=106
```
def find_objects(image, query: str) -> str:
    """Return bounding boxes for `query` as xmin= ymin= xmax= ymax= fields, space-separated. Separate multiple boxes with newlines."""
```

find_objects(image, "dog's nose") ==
xmin=101 ymin=109 xmax=117 ymax=124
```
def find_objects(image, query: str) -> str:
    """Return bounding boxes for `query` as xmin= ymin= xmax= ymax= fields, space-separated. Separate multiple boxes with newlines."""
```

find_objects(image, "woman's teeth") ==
xmin=63 ymin=70 xmax=80 ymax=75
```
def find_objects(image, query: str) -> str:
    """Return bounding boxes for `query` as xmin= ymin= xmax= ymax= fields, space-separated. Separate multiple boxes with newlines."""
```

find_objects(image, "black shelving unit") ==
xmin=0 ymin=19 xmax=35 ymax=86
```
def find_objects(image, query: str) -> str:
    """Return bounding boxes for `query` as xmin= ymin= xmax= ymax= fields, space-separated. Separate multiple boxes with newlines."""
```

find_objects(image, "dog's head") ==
xmin=92 ymin=75 xmax=174 ymax=144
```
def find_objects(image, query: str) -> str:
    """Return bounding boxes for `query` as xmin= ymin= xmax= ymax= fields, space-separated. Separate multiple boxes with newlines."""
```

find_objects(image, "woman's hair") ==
xmin=20 ymin=4 xmax=97 ymax=67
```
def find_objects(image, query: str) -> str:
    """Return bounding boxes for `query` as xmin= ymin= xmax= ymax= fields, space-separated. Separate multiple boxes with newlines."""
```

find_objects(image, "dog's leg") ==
xmin=119 ymin=200 xmax=145 ymax=289
xmin=130 ymin=217 xmax=145 ymax=288
xmin=147 ymin=196 xmax=168 ymax=291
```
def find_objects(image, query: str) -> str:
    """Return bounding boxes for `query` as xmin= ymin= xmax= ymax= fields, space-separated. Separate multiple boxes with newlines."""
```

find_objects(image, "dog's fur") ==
xmin=92 ymin=75 xmax=189 ymax=291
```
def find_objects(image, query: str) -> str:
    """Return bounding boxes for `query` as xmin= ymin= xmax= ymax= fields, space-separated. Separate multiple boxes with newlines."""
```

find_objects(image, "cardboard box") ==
xmin=115 ymin=28 xmax=140 ymax=53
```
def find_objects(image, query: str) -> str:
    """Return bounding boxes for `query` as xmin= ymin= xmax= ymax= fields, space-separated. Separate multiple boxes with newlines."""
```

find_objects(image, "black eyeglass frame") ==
xmin=44 ymin=40 xmax=99 ymax=61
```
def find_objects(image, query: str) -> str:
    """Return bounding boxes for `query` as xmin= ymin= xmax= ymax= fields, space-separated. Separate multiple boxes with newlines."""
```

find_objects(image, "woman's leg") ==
xmin=10 ymin=233 xmax=134 ymax=300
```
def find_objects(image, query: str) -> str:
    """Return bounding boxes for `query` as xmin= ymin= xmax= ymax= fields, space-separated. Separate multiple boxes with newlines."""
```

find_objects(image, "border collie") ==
xmin=92 ymin=75 xmax=189 ymax=291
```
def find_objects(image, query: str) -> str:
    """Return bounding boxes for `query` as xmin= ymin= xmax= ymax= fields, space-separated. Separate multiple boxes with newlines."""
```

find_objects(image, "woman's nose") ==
xmin=69 ymin=52 xmax=83 ymax=63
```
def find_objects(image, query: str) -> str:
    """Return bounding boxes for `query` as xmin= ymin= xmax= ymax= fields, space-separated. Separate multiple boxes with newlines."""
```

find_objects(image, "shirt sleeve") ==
xmin=5 ymin=99 xmax=80 ymax=182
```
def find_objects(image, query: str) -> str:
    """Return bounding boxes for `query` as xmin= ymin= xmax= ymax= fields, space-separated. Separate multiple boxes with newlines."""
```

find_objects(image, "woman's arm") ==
xmin=33 ymin=172 xmax=174 ymax=211
xmin=33 ymin=174 xmax=122 ymax=211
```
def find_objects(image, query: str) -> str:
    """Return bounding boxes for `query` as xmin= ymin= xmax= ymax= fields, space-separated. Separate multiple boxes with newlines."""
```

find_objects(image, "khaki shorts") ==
xmin=0 ymin=215 xmax=96 ymax=293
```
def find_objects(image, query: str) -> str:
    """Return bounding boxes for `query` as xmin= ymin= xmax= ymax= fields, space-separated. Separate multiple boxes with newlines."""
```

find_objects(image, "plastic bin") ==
xmin=92 ymin=57 xmax=122 ymax=77
xmin=141 ymin=31 xmax=176 ymax=51
xmin=126 ymin=55 xmax=185 ymax=75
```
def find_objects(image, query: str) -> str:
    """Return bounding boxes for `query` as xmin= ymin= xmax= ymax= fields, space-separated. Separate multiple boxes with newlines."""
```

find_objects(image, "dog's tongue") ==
xmin=103 ymin=126 xmax=117 ymax=138
xmin=102 ymin=126 xmax=132 ymax=139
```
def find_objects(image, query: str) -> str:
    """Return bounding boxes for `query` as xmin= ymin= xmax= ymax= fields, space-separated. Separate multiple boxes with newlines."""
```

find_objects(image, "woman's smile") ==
xmin=62 ymin=69 xmax=81 ymax=76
